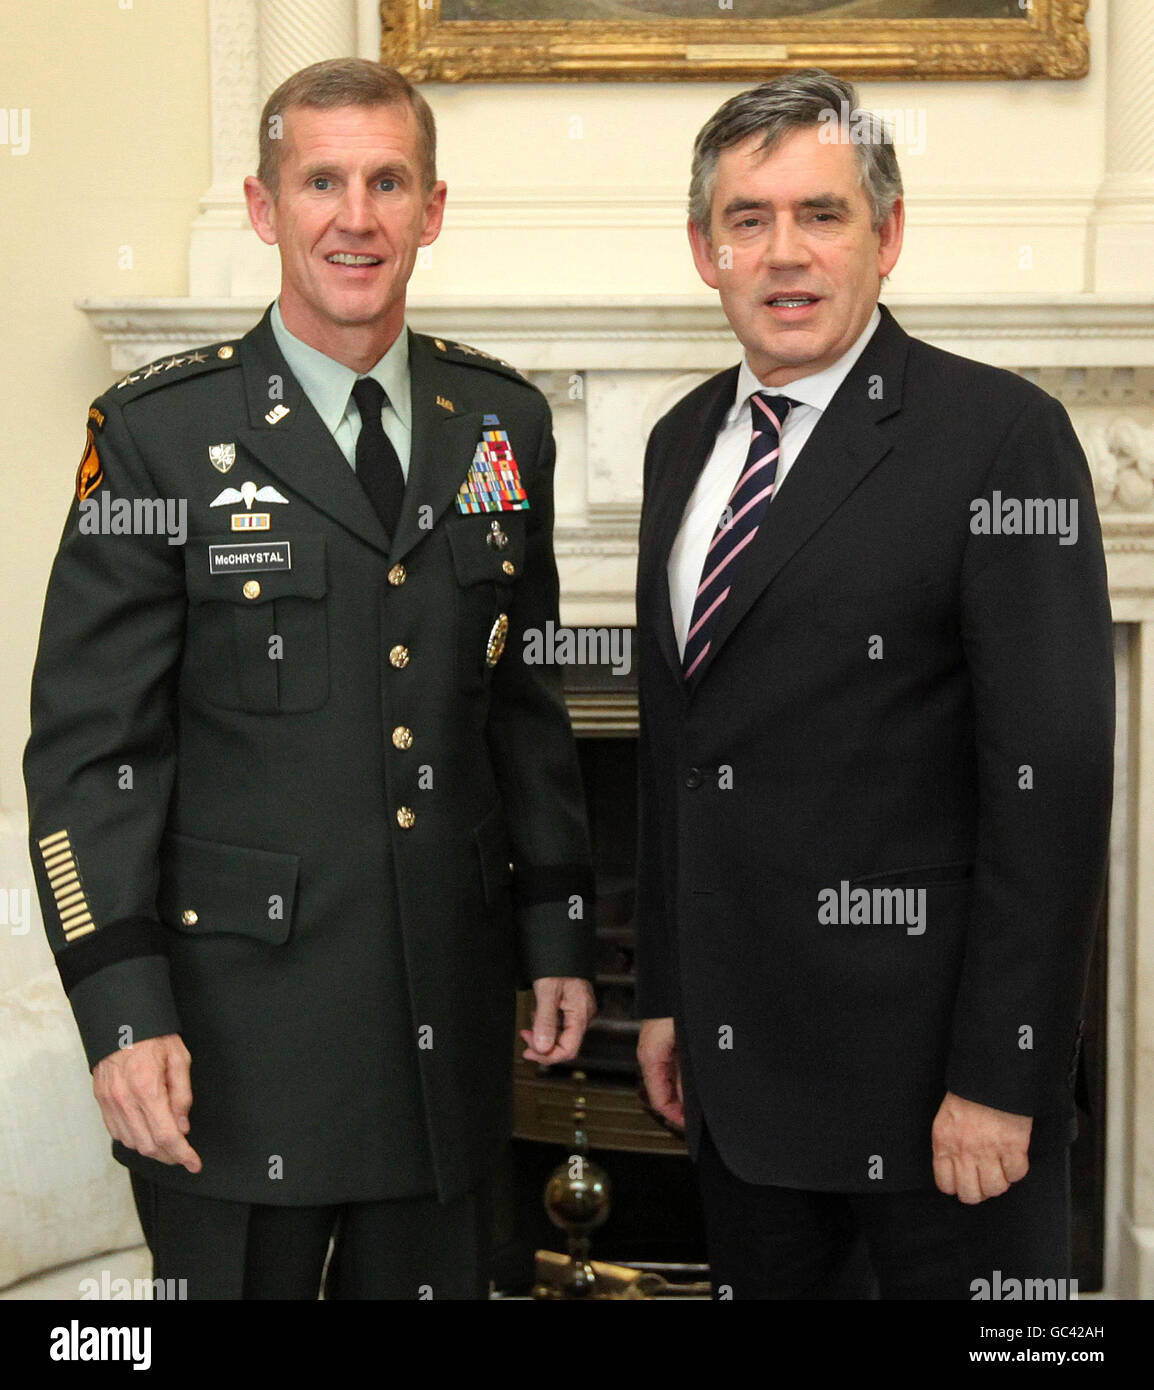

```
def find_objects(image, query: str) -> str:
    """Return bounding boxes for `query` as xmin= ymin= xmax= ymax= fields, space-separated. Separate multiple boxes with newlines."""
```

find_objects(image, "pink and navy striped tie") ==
xmin=682 ymin=392 xmax=799 ymax=682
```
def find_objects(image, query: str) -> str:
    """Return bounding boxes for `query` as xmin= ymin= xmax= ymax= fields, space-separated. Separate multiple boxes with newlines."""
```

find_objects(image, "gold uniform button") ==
xmin=502 ymin=561 xmax=516 ymax=576
xmin=181 ymin=909 xmax=199 ymax=926
xmin=389 ymin=644 xmax=410 ymax=668
xmin=243 ymin=580 xmax=261 ymax=600
xmin=392 ymin=726 xmax=413 ymax=750
xmin=217 ymin=345 xmax=234 ymax=360
xmin=396 ymin=806 xmax=416 ymax=829
xmin=388 ymin=564 xmax=406 ymax=586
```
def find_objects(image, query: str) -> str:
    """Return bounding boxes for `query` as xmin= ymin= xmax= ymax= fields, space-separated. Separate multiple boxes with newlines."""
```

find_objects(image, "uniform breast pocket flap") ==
xmin=158 ymin=831 xmax=300 ymax=944
xmin=182 ymin=534 xmax=329 ymax=713
xmin=446 ymin=515 xmax=527 ymax=588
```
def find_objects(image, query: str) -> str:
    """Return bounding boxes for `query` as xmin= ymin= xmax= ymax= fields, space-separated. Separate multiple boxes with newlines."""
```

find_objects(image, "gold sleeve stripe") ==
xmin=38 ymin=830 xmax=96 ymax=939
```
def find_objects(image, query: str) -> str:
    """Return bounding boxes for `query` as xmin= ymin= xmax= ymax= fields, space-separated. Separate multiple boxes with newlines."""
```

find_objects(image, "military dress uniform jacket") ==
xmin=634 ymin=304 xmax=1114 ymax=1192
xmin=25 ymin=306 xmax=594 ymax=1206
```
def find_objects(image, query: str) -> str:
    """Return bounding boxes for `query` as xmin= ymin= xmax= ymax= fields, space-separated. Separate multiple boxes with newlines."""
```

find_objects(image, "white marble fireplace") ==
xmin=69 ymin=0 xmax=1154 ymax=1300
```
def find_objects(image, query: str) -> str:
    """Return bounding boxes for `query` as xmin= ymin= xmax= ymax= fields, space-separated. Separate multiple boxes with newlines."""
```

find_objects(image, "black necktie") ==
xmin=351 ymin=377 xmax=405 ymax=540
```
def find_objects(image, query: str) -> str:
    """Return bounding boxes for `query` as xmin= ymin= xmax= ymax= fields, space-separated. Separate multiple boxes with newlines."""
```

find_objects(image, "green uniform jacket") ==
xmin=24 ymin=306 xmax=594 ymax=1206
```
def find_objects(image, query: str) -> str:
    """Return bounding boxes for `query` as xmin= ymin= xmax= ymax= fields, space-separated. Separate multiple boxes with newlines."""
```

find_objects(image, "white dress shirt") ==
xmin=668 ymin=305 xmax=882 ymax=656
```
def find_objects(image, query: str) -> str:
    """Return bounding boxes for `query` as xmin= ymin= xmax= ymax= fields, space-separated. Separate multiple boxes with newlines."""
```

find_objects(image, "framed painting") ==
xmin=380 ymin=0 xmax=1088 ymax=82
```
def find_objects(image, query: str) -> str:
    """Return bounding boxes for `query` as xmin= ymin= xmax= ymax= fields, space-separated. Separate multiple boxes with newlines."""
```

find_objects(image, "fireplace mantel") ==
xmin=79 ymin=292 xmax=1154 ymax=369
xmin=80 ymin=292 xmax=1154 ymax=619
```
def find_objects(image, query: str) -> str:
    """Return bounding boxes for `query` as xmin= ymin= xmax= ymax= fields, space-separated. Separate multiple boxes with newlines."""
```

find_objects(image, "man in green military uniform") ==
xmin=24 ymin=58 xmax=595 ymax=1299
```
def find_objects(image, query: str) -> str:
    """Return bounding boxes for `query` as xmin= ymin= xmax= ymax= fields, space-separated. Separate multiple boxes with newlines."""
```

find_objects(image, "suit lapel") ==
xmin=643 ymin=367 xmax=739 ymax=688
xmin=390 ymin=331 xmax=485 ymax=566
xmin=686 ymin=305 xmax=909 ymax=690
xmin=237 ymin=308 xmax=391 ymax=557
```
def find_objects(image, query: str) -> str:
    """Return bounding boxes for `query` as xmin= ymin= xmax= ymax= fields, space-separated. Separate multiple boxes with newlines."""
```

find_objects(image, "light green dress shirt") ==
xmin=270 ymin=299 xmax=412 ymax=479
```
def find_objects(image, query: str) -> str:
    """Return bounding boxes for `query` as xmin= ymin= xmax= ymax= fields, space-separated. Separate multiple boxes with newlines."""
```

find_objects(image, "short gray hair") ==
xmin=688 ymin=69 xmax=903 ymax=234
xmin=257 ymin=58 xmax=437 ymax=198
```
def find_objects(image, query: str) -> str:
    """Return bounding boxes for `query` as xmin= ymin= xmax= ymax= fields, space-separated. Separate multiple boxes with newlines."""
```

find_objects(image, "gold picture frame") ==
xmin=381 ymin=0 xmax=1088 ymax=84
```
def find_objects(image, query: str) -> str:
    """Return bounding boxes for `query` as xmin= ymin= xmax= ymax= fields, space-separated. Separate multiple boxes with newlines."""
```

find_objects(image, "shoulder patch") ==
xmin=76 ymin=425 xmax=103 ymax=501
xmin=430 ymin=336 xmax=535 ymax=389
xmin=107 ymin=342 xmax=241 ymax=404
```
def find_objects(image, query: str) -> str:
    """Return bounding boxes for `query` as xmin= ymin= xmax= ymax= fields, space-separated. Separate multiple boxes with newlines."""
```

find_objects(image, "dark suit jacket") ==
xmin=634 ymin=303 xmax=1114 ymax=1191
xmin=25 ymin=306 xmax=593 ymax=1206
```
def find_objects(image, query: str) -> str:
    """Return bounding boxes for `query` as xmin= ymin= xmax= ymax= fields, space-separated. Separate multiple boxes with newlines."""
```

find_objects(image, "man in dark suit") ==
xmin=24 ymin=58 xmax=595 ymax=1299
xmin=635 ymin=70 xmax=1114 ymax=1299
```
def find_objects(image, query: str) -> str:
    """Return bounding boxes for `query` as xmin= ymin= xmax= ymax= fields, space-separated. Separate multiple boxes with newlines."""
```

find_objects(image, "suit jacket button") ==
xmin=685 ymin=768 xmax=702 ymax=789
xmin=242 ymin=580 xmax=261 ymax=600
xmin=392 ymin=726 xmax=413 ymax=750
xmin=396 ymin=806 xmax=416 ymax=829
xmin=389 ymin=644 xmax=410 ymax=668
xmin=181 ymin=909 xmax=198 ymax=926
xmin=388 ymin=564 xmax=406 ymax=586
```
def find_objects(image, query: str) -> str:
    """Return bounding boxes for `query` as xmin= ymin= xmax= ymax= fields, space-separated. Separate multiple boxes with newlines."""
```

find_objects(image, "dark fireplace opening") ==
xmin=491 ymin=634 xmax=1107 ymax=1295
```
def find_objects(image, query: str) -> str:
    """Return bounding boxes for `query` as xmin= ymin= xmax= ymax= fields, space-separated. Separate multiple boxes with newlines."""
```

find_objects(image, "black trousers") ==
xmin=694 ymin=1123 xmax=1072 ymax=1300
xmin=129 ymin=1172 xmax=493 ymax=1300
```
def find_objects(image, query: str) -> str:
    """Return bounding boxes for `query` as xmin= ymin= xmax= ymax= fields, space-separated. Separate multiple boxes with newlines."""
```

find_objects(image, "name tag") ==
xmin=208 ymin=542 xmax=292 ymax=575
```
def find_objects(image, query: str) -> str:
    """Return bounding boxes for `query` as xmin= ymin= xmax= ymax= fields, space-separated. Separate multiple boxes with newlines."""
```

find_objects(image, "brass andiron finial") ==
xmin=535 ymin=1071 xmax=611 ymax=1297
xmin=532 ymin=1071 xmax=710 ymax=1297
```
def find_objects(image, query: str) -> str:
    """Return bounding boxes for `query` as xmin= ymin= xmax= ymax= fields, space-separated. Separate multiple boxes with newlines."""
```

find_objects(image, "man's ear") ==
xmin=244 ymin=175 xmax=278 ymax=248
xmin=419 ymin=181 xmax=448 ymax=248
xmin=877 ymin=196 xmax=904 ymax=280
xmin=688 ymin=217 xmax=721 ymax=291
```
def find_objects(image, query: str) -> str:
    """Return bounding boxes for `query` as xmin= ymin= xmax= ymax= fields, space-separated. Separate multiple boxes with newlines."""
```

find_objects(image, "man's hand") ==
xmin=932 ymin=1090 xmax=1031 ymax=1204
xmin=92 ymin=1034 xmax=202 ymax=1174
xmin=637 ymin=1016 xmax=685 ymax=1131
xmin=520 ymin=977 xmax=596 ymax=1065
